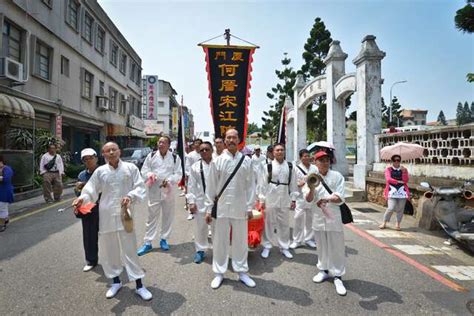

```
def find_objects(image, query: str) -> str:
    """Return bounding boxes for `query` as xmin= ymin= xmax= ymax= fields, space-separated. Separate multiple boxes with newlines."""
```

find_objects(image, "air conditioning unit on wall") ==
xmin=97 ymin=95 xmax=109 ymax=111
xmin=0 ymin=57 xmax=25 ymax=82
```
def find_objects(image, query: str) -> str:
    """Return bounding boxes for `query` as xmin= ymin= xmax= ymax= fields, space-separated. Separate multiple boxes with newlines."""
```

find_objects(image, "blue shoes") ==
xmin=137 ymin=243 xmax=152 ymax=256
xmin=160 ymin=239 xmax=170 ymax=251
xmin=193 ymin=251 xmax=205 ymax=264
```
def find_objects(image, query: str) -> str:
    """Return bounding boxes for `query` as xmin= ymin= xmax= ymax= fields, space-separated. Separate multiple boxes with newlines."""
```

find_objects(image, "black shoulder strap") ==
xmin=173 ymin=153 xmax=177 ymax=164
xmin=296 ymin=165 xmax=307 ymax=176
xmin=217 ymin=155 xmax=245 ymax=200
xmin=320 ymin=177 xmax=333 ymax=195
xmin=200 ymin=160 xmax=206 ymax=193
xmin=267 ymin=163 xmax=272 ymax=183
xmin=288 ymin=162 xmax=292 ymax=184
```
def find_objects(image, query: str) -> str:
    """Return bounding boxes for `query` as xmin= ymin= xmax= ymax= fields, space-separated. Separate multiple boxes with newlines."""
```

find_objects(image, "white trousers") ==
xmin=144 ymin=199 xmax=174 ymax=243
xmin=262 ymin=206 xmax=290 ymax=250
xmin=194 ymin=212 xmax=210 ymax=252
xmin=213 ymin=217 xmax=248 ymax=274
xmin=0 ymin=201 xmax=9 ymax=219
xmin=314 ymin=230 xmax=346 ymax=277
xmin=292 ymin=206 xmax=314 ymax=243
xmin=99 ymin=230 xmax=145 ymax=281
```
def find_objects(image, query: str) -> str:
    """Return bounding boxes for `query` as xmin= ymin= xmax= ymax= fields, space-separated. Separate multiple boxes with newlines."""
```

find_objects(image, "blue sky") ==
xmin=99 ymin=0 xmax=473 ymax=133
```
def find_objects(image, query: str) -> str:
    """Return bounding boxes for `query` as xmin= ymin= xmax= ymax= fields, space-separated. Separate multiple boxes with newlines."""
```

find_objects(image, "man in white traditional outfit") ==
xmin=72 ymin=142 xmax=152 ymax=300
xmin=212 ymin=137 xmax=225 ymax=159
xmin=205 ymin=129 xmax=256 ymax=289
xmin=137 ymin=136 xmax=182 ymax=255
xmin=251 ymin=145 xmax=265 ymax=173
xmin=258 ymin=143 xmax=298 ymax=259
xmin=185 ymin=139 xmax=203 ymax=220
xmin=305 ymin=150 xmax=347 ymax=296
xmin=186 ymin=141 xmax=214 ymax=264
xmin=290 ymin=149 xmax=318 ymax=249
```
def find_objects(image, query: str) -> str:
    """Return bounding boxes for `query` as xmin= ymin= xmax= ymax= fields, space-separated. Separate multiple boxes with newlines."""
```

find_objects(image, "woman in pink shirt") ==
xmin=379 ymin=154 xmax=409 ymax=231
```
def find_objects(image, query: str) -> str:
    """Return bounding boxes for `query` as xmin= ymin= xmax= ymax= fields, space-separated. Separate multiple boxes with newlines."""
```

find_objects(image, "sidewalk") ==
xmin=9 ymin=187 xmax=76 ymax=217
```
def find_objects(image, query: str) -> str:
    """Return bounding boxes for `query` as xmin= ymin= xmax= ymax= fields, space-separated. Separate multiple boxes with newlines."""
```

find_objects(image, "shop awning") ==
xmin=107 ymin=124 xmax=148 ymax=138
xmin=130 ymin=128 xmax=147 ymax=138
xmin=0 ymin=93 xmax=35 ymax=119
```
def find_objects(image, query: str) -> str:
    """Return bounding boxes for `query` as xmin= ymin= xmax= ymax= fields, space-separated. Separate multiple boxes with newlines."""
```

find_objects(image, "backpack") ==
xmin=267 ymin=161 xmax=293 ymax=194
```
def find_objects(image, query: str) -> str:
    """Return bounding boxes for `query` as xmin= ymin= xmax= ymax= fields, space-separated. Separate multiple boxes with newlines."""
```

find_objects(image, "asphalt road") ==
xmin=0 ymin=194 xmax=473 ymax=315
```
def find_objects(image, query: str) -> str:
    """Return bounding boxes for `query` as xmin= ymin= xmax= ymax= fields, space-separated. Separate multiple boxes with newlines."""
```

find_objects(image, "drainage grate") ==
xmin=354 ymin=207 xmax=379 ymax=213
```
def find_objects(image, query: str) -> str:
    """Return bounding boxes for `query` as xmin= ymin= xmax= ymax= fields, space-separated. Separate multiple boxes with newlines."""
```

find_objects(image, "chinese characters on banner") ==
xmin=146 ymin=75 xmax=158 ymax=120
xmin=202 ymin=45 xmax=255 ymax=147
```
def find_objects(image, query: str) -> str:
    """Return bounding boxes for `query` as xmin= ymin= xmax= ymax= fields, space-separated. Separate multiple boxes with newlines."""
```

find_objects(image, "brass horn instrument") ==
xmin=307 ymin=173 xmax=321 ymax=189
xmin=463 ymin=190 xmax=473 ymax=200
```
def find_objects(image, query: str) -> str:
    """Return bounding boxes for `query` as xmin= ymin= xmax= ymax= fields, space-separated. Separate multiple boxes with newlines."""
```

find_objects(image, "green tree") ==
xmin=464 ymin=101 xmax=472 ymax=123
xmin=261 ymin=53 xmax=297 ymax=143
xmin=456 ymin=102 xmax=465 ymax=125
xmin=455 ymin=0 xmax=474 ymax=33
xmin=300 ymin=17 xmax=333 ymax=142
xmin=471 ymin=101 xmax=474 ymax=122
xmin=437 ymin=110 xmax=448 ymax=125
xmin=247 ymin=122 xmax=261 ymax=135
xmin=382 ymin=96 xmax=402 ymax=127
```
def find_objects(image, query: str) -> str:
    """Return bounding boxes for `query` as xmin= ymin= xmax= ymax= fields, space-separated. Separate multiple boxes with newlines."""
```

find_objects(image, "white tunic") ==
xmin=185 ymin=150 xmax=201 ymax=176
xmin=79 ymin=160 xmax=146 ymax=234
xmin=186 ymin=159 xmax=212 ymax=213
xmin=303 ymin=170 xmax=345 ymax=232
xmin=141 ymin=151 xmax=182 ymax=204
xmin=295 ymin=163 xmax=319 ymax=210
xmin=251 ymin=154 xmax=266 ymax=173
xmin=258 ymin=159 xmax=299 ymax=209
xmin=205 ymin=150 xmax=256 ymax=219
xmin=39 ymin=152 xmax=65 ymax=175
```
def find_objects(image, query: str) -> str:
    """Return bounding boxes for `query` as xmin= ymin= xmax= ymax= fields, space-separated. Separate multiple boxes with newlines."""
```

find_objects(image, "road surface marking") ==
xmin=433 ymin=266 xmax=474 ymax=281
xmin=392 ymin=244 xmax=444 ymax=255
xmin=346 ymin=223 xmax=468 ymax=292
xmin=366 ymin=230 xmax=413 ymax=238
xmin=10 ymin=198 xmax=75 ymax=223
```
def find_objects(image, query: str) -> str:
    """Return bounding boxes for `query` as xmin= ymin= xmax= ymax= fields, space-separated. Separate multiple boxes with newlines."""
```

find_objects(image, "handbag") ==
xmin=211 ymin=155 xmax=245 ymax=219
xmin=44 ymin=155 xmax=57 ymax=171
xmin=319 ymin=178 xmax=354 ymax=225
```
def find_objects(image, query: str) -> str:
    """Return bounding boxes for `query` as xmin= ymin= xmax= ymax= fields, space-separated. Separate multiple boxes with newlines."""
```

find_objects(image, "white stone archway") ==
xmin=287 ymin=35 xmax=385 ymax=189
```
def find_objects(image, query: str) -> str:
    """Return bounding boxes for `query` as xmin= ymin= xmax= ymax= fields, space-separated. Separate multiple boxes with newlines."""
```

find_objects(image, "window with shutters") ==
xmin=34 ymin=40 xmax=52 ymax=81
xmin=66 ymin=0 xmax=80 ymax=31
xmin=110 ymin=41 xmax=118 ymax=67
xmin=61 ymin=56 xmax=69 ymax=77
xmin=2 ymin=20 xmax=23 ymax=63
xmin=95 ymin=25 xmax=105 ymax=54
xmin=82 ymin=11 xmax=94 ymax=44
xmin=109 ymin=87 xmax=117 ymax=112
xmin=119 ymin=52 xmax=127 ymax=75
xmin=82 ymin=69 xmax=94 ymax=99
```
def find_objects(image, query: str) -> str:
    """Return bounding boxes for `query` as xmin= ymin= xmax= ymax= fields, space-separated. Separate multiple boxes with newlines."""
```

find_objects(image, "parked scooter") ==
xmin=420 ymin=181 xmax=474 ymax=252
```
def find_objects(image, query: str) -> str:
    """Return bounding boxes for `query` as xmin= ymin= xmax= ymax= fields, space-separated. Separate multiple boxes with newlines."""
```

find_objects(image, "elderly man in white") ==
xmin=305 ymin=150 xmax=347 ymax=296
xmin=72 ymin=142 xmax=152 ymax=301
xmin=185 ymin=138 xmax=203 ymax=220
xmin=186 ymin=141 xmax=214 ymax=264
xmin=137 ymin=136 xmax=182 ymax=255
xmin=290 ymin=148 xmax=318 ymax=249
xmin=258 ymin=143 xmax=299 ymax=259
xmin=205 ymin=129 xmax=256 ymax=289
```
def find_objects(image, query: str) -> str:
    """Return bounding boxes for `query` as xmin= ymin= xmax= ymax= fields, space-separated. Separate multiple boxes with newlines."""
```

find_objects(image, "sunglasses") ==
xmin=393 ymin=159 xmax=401 ymax=162
xmin=200 ymin=148 xmax=211 ymax=153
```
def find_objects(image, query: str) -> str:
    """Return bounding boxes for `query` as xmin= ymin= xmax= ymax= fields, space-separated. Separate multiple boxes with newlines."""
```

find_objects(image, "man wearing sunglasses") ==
xmin=186 ymin=141 xmax=214 ymax=264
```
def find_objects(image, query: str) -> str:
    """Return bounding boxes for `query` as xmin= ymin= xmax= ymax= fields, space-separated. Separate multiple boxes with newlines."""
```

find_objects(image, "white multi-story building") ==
xmin=0 ymin=0 xmax=145 ymax=161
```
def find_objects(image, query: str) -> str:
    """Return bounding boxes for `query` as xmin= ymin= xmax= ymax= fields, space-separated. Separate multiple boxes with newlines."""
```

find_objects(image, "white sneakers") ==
xmin=238 ymin=273 xmax=256 ymax=288
xmin=211 ymin=273 xmax=256 ymax=289
xmin=281 ymin=249 xmax=293 ymax=259
xmin=135 ymin=287 xmax=153 ymax=301
xmin=106 ymin=283 xmax=122 ymax=299
xmin=261 ymin=248 xmax=270 ymax=258
xmin=106 ymin=283 xmax=153 ymax=300
xmin=211 ymin=274 xmax=224 ymax=289
xmin=187 ymin=213 xmax=194 ymax=220
xmin=290 ymin=240 xmax=316 ymax=249
xmin=289 ymin=241 xmax=300 ymax=249
xmin=82 ymin=264 xmax=95 ymax=272
xmin=312 ymin=271 xmax=329 ymax=283
xmin=334 ymin=278 xmax=347 ymax=296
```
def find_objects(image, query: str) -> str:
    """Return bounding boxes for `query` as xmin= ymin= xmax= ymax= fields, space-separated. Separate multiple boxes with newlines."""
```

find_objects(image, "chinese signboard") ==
xmin=55 ymin=115 xmax=62 ymax=140
xmin=201 ymin=45 xmax=256 ymax=147
xmin=145 ymin=75 xmax=158 ymax=119
xmin=172 ymin=107 xmax=178 ymax=134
